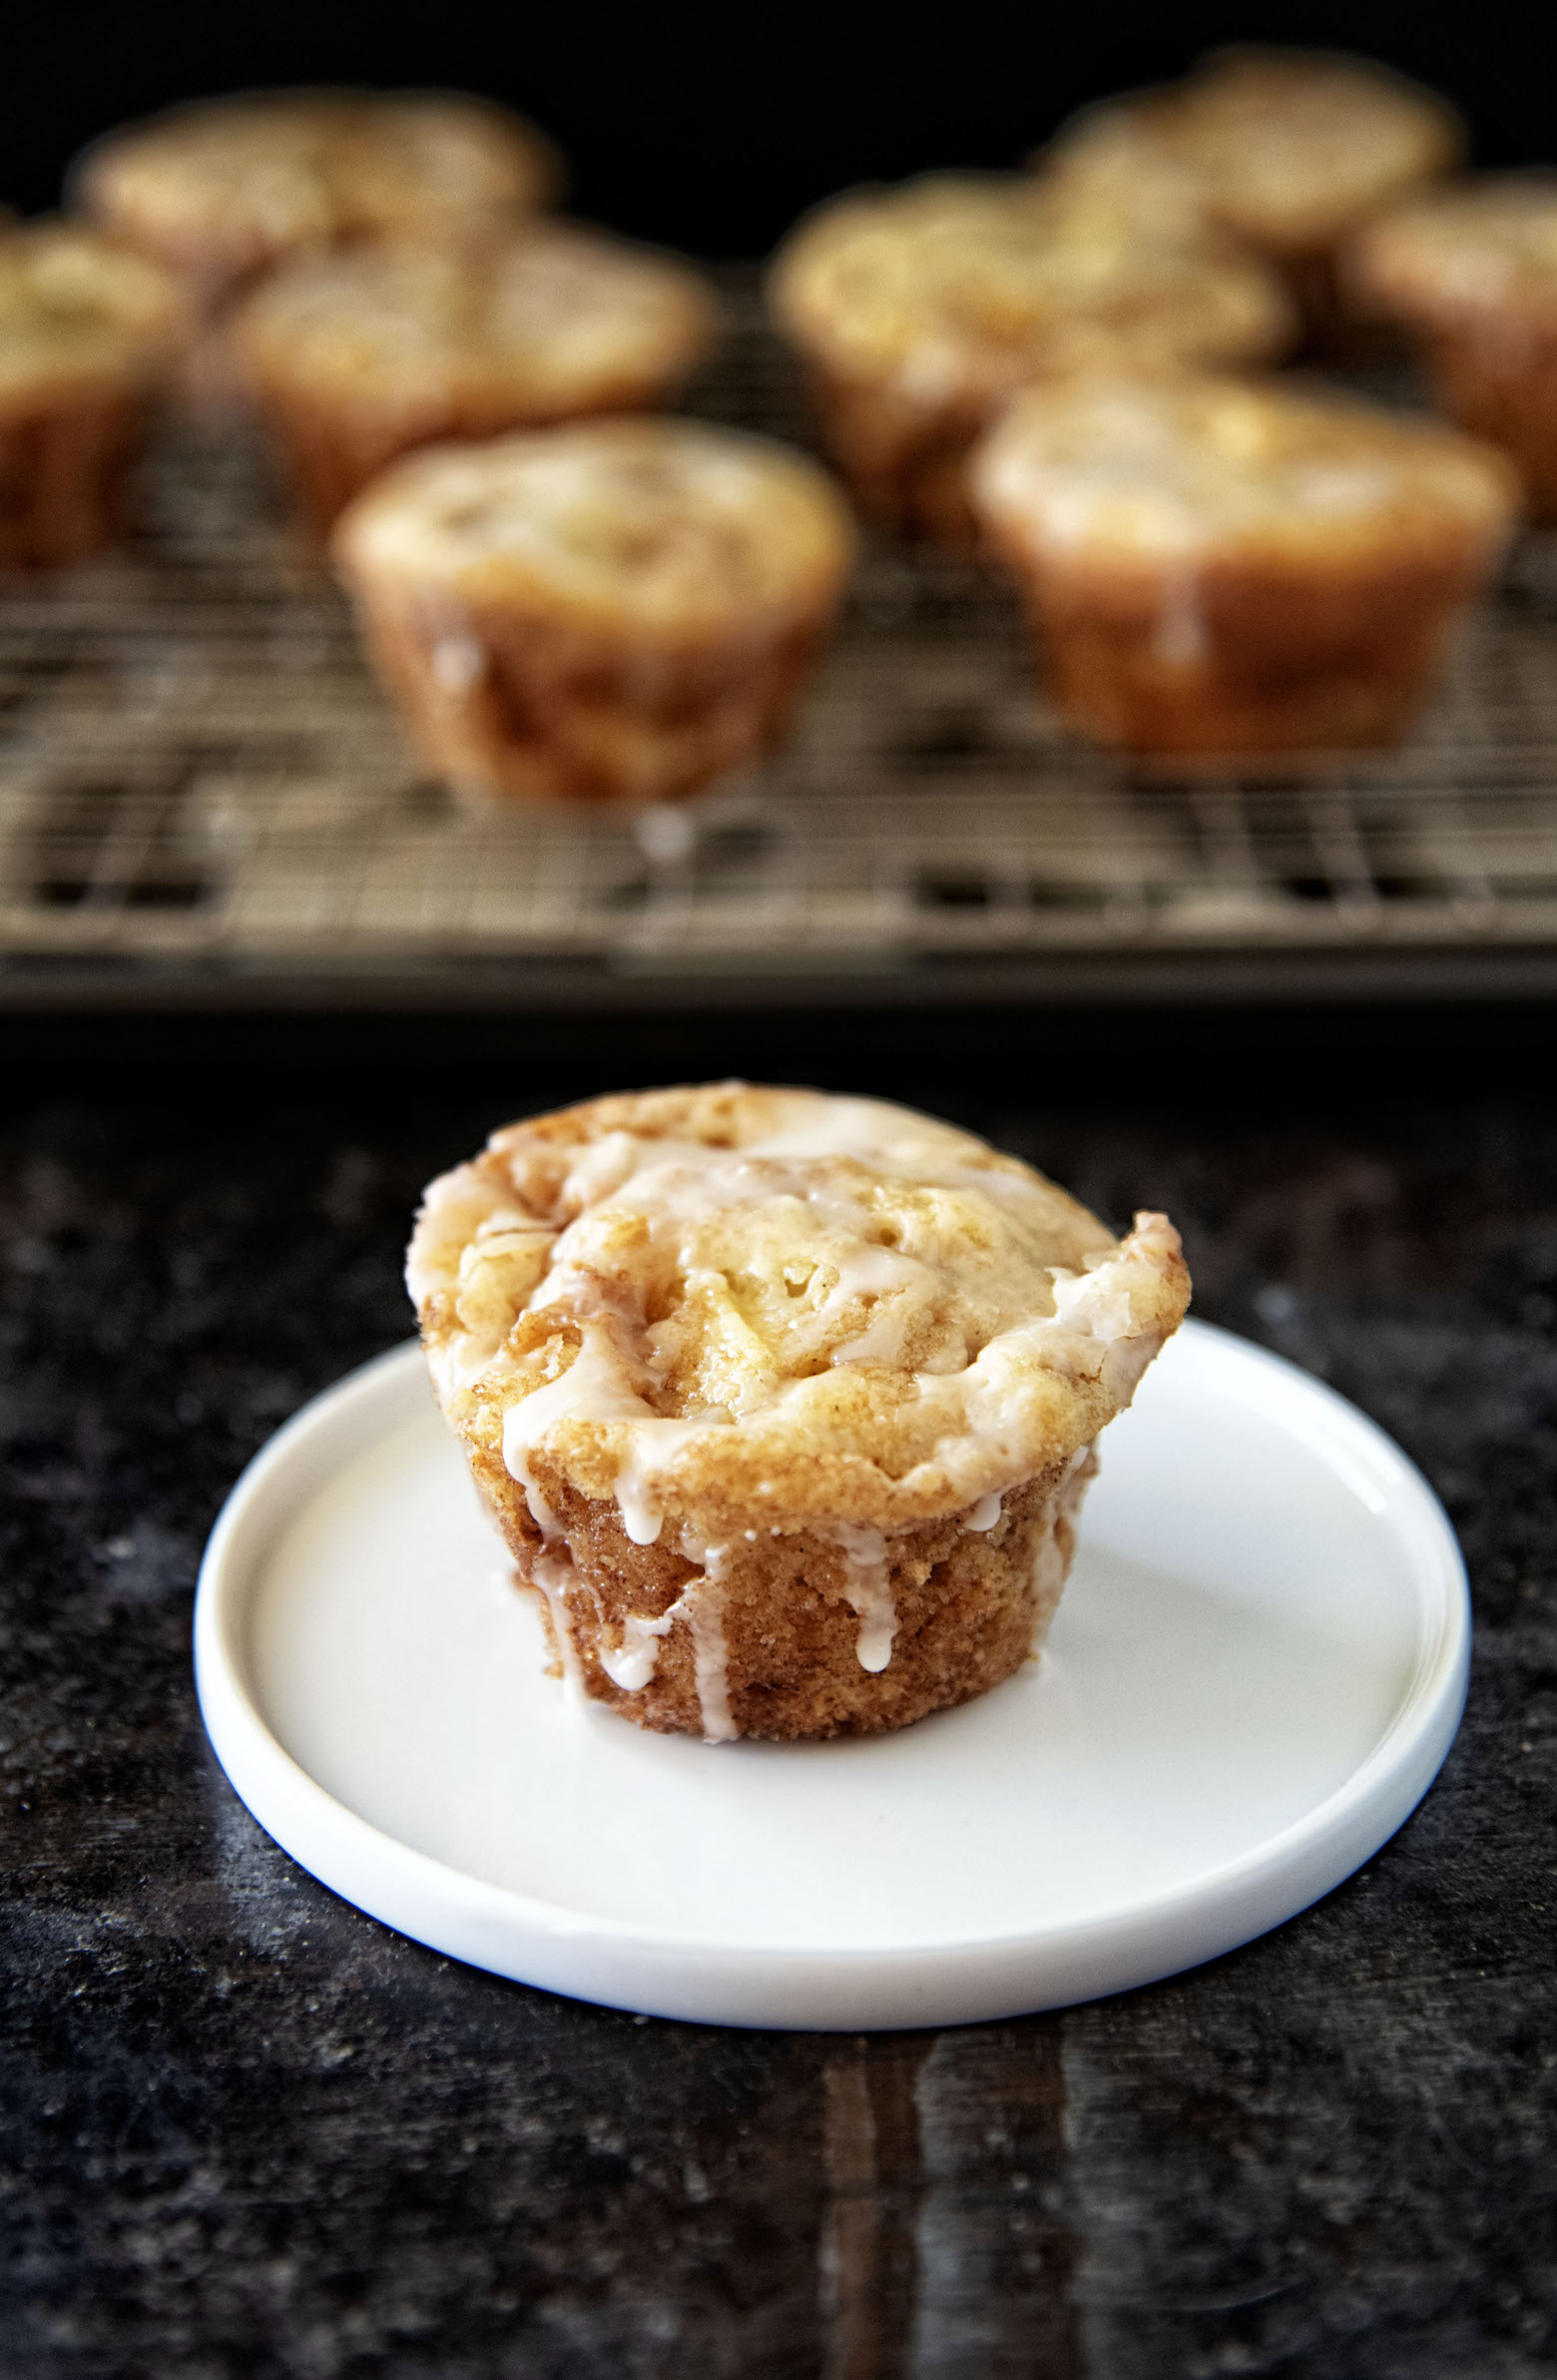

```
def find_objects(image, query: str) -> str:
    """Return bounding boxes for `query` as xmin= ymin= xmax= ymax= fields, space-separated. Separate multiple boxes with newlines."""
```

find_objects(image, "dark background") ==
xmin=14 ymin=0 xmax=1557 ymax=259
xmin=6 ymin=16 xmax=1557 ymax=2370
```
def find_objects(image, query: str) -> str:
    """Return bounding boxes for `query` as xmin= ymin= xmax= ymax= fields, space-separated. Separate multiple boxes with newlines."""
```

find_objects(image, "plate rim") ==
xmin=194 ymin=1320 xmax=1470 ymax=2028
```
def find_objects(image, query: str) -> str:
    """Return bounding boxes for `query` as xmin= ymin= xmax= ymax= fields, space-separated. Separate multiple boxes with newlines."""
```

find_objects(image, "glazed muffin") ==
xmin=971 ymin=373 xmax=1516 ymax=758
xmin=407 ymin=1083 xmax=1191 ymax=1742
xmin=1044 ymin=49 xmax=1462 ymax=350
xmin=1350 ymin=179 xmax=1557 ymax=521
xmin=769 ymin=174 xmax=1292 ymax=539
xmin=233 ymin=225 xmax=720 ymax=534
xmin=332 ymin=419 xmax=855 ymax=806
xmin=74 ymin=89 xmax=560 ymax=312
xmin=0 ymin=221 xmax=184 ymax=567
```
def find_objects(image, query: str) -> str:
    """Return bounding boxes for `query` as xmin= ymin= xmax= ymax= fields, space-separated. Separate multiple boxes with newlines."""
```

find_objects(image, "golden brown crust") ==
xmin=333 ymin=421 xmax=855 ymax=805
xmin=74 ymin=89 xmax=560 ymax=305
xmin=769 ymin=173 xmax=1292 ymax=538
xmin=972 ymin=372 xmax=1516 ymax=756
xmin=408 ymin=1085 xmax=1188 ymax=1738
xmin=233 ymin=226 xmax=720 ymax=533
xmin=1350 ymin=179 xmax=1557 ymax=519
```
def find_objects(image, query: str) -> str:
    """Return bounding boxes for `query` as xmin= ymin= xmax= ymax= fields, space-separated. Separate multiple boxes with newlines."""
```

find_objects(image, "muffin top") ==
xmin=770 ymin=175 xmax=1293 ymax=406
xmin=1350 ymin=177 xmax=1557 ymax=328
xmin=332 ymin=419 xmax=855 ymax=633
xmin=1045 ymin=50 xmax=1461 ymax=257
xmin=0 ymin=221 xmax=184 ymax=400
xmin=75 ymin=90 xmax=559 ymax=290
xmin=233 ymin=225 xmax=718 ymax=414
xmin=972 ymin=373 xmax=1518 ymax=567
xmin=407 ymin=1083 xmax=1190 ymax=1536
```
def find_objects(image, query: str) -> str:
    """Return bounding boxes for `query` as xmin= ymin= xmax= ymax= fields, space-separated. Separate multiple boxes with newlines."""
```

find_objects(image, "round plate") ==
xmin=195 ymin=1321 xmax=1468 ymax=2031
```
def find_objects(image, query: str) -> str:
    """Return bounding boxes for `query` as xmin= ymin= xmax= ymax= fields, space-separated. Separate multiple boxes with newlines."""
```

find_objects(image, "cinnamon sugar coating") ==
xmin=408 ymin=1084 xmax=1190 ymax=1739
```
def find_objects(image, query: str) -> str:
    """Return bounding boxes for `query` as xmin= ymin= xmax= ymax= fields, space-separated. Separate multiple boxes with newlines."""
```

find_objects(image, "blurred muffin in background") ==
xmin=1350 ymin=178 xmax=1557 ymax=520
xmin=332 ymin=418 xmax=855 ymax=807
xmin=73 ymin=90 xmax=560 ymax=314
xmin=233 ymin=226 xmax=721 ymax=534
xmin=1042 ymin=49 xmax=1462 ymax=351
xmin=769 ymin=174 xmax=1292 ymax=542
xmin=0 ymin=222 xmax=184 ymax=567
xmin=971 ymin=372 xmax=1515 ymax=758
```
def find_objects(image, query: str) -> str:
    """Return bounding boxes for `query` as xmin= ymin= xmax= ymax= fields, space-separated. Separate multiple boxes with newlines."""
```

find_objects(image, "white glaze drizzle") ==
xmin=524 ymin=1480 xmax=562 ymax=1536
xmin=529 ymin=1548 xmax=585 ymax=1705
xmin=412 ymin=1100 xmax=1183 ymax=1562
xmin=432 ymin=632 xmax=484 ymax=694
xmin=680 ymin=1543 xmax=737 ymax=1741
xmin=599 ymin=1608 xmax=674 ymax=1692
xmin=493 ymin=1214 xmax=1164 ymax=1551
xmin=501 ymin=1320 xmax=709 ymax=1546
xmin=1154 ymin=571 xmax=1209 ymax=667
xmin=1030 ymin=1446 xmax=1097 ymax=1650
xmin=966 ymin=1490 xmax=1003 ymax=1531
xmin=826 ymin=1523 xmax=897 ymax=1673
xmin=595 ymin=1535 xmax=738 ymax=1741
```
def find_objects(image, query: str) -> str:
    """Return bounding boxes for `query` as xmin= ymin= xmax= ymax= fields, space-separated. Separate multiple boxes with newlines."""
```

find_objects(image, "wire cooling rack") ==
xmin=5 ymin=282 xmax=1557 ymax=1011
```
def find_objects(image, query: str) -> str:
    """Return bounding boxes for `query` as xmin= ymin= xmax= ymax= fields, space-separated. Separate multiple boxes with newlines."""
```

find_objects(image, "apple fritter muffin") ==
xmin=75 ymin=89 xmax=560 ymax=309
xmin=972 ymin=372 xmax=1515 ymax=757
xmin=1043 ymin=49 xmax=1461 ymax=349
xmin=332 ymin=418 xmax=854 ymax=806
xmin=770 ymin=173 xmax=1292 ymax=539
xmin=0 ymin=221 xmax=184 ymax=566
xmin=1350 ymin=177 xmax=1557 ymax=520
xmin=408 ymin=1084 xmax=1191 ymax=1740
xmin=234 ymin=225 xmax=719 ymax=532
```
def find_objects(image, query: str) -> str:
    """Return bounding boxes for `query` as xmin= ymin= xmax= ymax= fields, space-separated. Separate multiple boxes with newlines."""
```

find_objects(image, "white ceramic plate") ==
xmin=195 ymin=1321 xmax=1468 ymax=2031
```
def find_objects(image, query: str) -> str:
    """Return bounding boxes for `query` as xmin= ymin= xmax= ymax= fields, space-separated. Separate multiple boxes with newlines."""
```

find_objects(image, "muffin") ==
xmin=1043 ymin=48 xmax=1462 ymax=350
xmin=0 ymin=221 xmax=184 ymax=567
xmin=1350 ymin=178 xmax=1557 ymax=521
xmin=331 ymin=419 xmax=855 ymax=806
xmin=406 ymin=1083 xmax=1191 ymax=1741
xmin=73 ymin=89 xmax=560 ymax=313
xmin=232 ymin=225 xmax=720 ymax=534
xmin=971 ymin=372 xmax=1517 ymax=758
xmin=769 ymin=173 xmax=1292 ymax=539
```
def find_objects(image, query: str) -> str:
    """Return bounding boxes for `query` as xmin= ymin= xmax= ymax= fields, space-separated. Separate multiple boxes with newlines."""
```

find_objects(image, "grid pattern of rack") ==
xmin=5 ymin=285 xmax=1557 ymax=1010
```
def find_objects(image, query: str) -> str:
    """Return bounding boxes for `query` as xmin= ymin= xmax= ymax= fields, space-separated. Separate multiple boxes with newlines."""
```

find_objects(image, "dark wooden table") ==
xmin=4 ymin=1010 xmax=1555 ymax=2378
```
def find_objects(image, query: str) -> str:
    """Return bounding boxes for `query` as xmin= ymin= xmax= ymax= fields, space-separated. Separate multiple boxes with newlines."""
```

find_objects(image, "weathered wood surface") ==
xmin=3 ymin=1057 xmax=1555 ymax=2376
